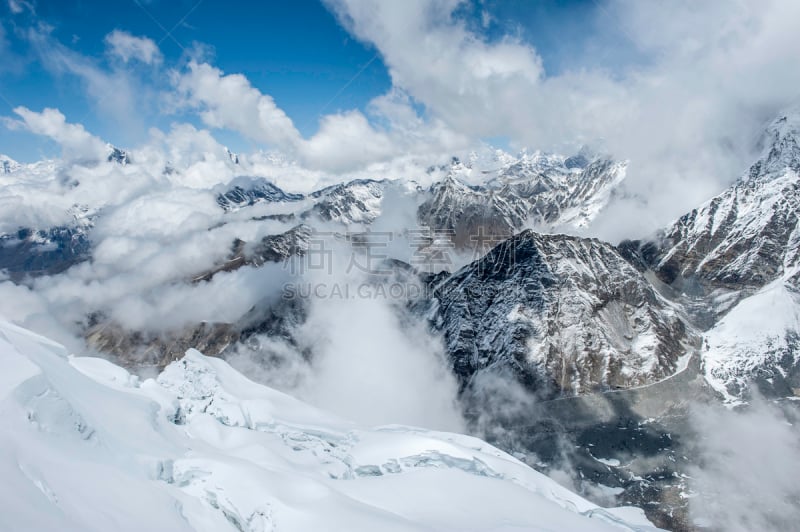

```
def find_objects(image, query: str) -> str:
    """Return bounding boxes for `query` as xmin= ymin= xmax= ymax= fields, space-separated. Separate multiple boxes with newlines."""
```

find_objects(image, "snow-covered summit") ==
xmin=0 ymin=318 xmax=656 ymax=531
xmin=215 ymin=176 xmax=305 ymax=211
xmin=625 ymin=107 xmax=800 ymax=306
xmin=0 ymin=154 xmax=21 ymax=174
xmin=619 ymin=108 xmax=800 ymax=400
xmin=106 ymin=144 xmax=130 ymax=165
xmin=417 ymin=153 xmax=626 ymax=248
xmin=750 ymin=107 xmax=800 ymax=182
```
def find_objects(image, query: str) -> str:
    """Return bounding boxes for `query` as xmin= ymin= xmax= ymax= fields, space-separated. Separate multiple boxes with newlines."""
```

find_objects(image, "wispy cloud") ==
xmin=7 ymin=0 xmax=35 ymax=15
xmin=6 ymin=106 xmax=107 ymax=160
xmin=105 ymin=30 xmax=162 ymax=65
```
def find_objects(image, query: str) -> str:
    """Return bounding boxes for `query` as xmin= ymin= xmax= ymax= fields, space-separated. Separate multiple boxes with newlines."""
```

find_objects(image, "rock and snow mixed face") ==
xmin=1 ymin=154 xmax=22 ymax=174
xmin=701 ymin=270 xmax=800 ymax=402
xmin=0 ymin=146 xmax=625 ymax=290
xmin=0 ymin=319 xmax=656 ymax=531
xmin=627 ymin=111 xmax=799 ymax=303
xmin=620 ymin=110 xmax=800 ymax=401
xmin=430 ymin=230 xmax=695 ymax=400
xmin=417 ymin=154 xmax=626 ymax=249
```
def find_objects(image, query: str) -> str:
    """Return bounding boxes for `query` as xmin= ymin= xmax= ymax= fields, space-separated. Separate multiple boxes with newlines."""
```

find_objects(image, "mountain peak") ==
xmin=440 ymin=172 xmax=476 ymax=191
xmin=106 ymin=144 xmax=130 ymax=165
xmin=749 ymin=107 xmax=800 ymax=181
xmin=225 ymin=147 xmax=240 ymax=164
xmin=767 ymin=105 xmax=800 ymax=137
xmin=434 ymin=228 xmax=694 ymax=398
xmin=0 ymin=154 xmax=21 ymax=174
xmin=216 ymin=176 xmax=304 ymax=211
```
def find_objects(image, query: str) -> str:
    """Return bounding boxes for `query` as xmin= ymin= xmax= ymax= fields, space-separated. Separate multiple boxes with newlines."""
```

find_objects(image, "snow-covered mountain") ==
xmin=5 ymin=114 xmax=800 ymax=531
xmin=0 ymin=146 xmax=627 ymax=295
xmin=0 ymin=318 xmax=656 ymax=531
xmin=306 ymin=178 xmax=388 ymax=224
xmin=620 ymin=110 xmax=800 ymax=401
xmin=418 ymin=153 xmax=626 ymax=248
xmin=216 ymin=176 xmax=305 ymax=211
xmin=702 ymin=276 xmax=799 ymax=402
xmin=0 ymin=204 xmax=94 ymax=281
xmin=106 ymin=145 xmax=131 ymax=165
xmin=214 ymin=148 xmax=625 ymax=237
xmin=427 ymin=230 xmax=696 ymax=399
xmin=1 ymin=154 xmax=21 ymax=174
xmin=622 ymin=113 xmax=799 ymax=317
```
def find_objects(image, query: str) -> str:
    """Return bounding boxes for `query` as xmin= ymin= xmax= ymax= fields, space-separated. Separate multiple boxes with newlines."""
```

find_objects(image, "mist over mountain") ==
xmin=2 ymin=1 xmax=800 ymax=531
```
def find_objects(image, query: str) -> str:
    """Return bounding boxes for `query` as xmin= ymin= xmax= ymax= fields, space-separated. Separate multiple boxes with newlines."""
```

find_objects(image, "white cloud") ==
xmin=323 ymin=0 xmax=545 ymax=142
xmin=7 ymin=0 xmax=34 ymax=15
xmin=136 ymin=123 xmax=241 ymax=189
xmin=300 ymin=110 xmax=394 ymax=171
xmin=8 ymin=106 xmax=107 ymax=161
xmin=173 ymin=61 xmax=302 ymax=150
xmin=25 ymin=26 xmax=147 ymax=137
xmin=226 ymin=242 xmax=466 ymax=431
xmin=688 ymin=399 xmax=800 ymax=531
xmin=104 ymin=30 xmax=162 ymax=65
xmin=322 ymin=0 xmax=800 ymax=240
xmin=299 ymin=287 xmax=465 ymax=431
xmin=173 ymin=61 xmax=470 ymax=173
xmin=9 ymin=0 xmax=800 ymax=238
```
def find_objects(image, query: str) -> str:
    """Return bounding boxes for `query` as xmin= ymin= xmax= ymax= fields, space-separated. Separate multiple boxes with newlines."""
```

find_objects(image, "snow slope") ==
xmin=618 ymin=109 xmax=800 ymax=401
xmin=0 ymin=318 xmax=657 ymax=531
xmin=703 ymin=271 xmax=800 ymax=402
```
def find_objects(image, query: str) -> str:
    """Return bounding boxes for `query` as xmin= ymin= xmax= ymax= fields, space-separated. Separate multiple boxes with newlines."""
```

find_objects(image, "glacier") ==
xmin=0 ymin=318 xmax=657 ymax=531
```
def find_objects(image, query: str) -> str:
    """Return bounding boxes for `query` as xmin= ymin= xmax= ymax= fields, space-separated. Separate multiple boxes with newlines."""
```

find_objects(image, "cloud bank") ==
xmin=321 ymin=0 xmax=800 ymax=238
xmin=6 ymin=1 xmax=800 ymax=239
xmin=688 ymin=399 xmax=800 ymax=531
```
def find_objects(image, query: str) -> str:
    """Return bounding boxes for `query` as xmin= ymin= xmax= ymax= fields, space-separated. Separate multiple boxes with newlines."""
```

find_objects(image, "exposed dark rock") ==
xmin=430 ymin=229 xmax=697 ymax=399
xmin=192 ymin=224 xmax=311 ymax=283
xmin=304 ymin=179 xmax=386 ymax=224
xmin=216 ymin=177 xmax=304 ymax=211
xmin=417 ymin=156 xmax=625 ymax=249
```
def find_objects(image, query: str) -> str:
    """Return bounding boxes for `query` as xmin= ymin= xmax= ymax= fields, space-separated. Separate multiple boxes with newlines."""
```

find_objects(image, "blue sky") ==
xmin=0 ymin=0 xmax=623 ymax=162
xmin=1 ymin=0 xmax=384 ymax=159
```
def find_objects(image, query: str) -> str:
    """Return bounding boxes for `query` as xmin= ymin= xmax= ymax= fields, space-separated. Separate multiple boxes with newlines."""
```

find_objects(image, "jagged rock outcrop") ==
xmin=216 ymin=176 xmax=304 ymax=211
xmin=0 ymin=205 xmax=94 ymax=281
xmin=85 ymin=295 xmax=308 ymax=371
xmin=619 ymin=110 xmax=800 ymax=400
xmin=192 ymin=224 xmax=312 ymax=283
xmin=430 ymin=230 xmax=696 ymax=399
xmin=418 ymin=154 xmax=626 ymax=249
xmin=85 ymin=320 xmax=239 ymax=370
xmin=305 ymin=179 xmax=386 ymax=224
xmin=417 ymin=175 xmax=527 ymax=248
